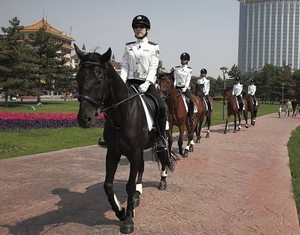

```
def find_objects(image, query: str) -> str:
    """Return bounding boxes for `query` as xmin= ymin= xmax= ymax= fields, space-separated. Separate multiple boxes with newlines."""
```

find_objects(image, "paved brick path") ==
xmin=0 ymin=113 xmax=299 ymax=235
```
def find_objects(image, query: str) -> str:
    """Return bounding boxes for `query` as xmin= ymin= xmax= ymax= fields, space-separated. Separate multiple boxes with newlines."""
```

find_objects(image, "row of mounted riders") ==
xmin=75 ymin=45 xmax=259 ymax=234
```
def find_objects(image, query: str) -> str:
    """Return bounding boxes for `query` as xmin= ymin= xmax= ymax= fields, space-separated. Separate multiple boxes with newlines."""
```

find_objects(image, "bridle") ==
xmin=77 ymin=61 xmax=107 ymax=111
xmin=77 ymin=61 xmax=139 ymax=113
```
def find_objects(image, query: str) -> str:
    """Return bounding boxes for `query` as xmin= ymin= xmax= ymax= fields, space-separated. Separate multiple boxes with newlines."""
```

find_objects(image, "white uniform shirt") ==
xmin=248 ymin=84 xmax=256 ymax=96
xmin=232 ymin=83 xmax=243 ymax=96
xmin=120 ymin=37 xmax=159 ymax=84
xmin=196 ymin=76 xmax=210 ymax=96
xmin=173 ymin=65 xmax=192 ymax=88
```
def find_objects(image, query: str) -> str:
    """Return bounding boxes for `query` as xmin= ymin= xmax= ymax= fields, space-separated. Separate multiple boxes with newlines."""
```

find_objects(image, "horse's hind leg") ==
xmin=206 ymin=112 xmax=211 ymax=138
xmin=178 ymin=129 xmax=184 ymax=156
xmin=224 ymin=117 xmax=229 ymax=134
xmin=103 ymin=151 xmax=125 ymax=222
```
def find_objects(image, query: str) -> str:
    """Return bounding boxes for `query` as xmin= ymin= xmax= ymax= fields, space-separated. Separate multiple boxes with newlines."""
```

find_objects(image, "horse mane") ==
xmin=224 ymin=87 xmax=232 ymax=92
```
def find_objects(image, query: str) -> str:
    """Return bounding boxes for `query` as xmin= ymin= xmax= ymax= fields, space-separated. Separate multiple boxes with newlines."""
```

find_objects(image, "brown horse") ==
xmin=195 ymin=86 xmax=213 ymax=141
xmin=158 ymin=72 xmax=202 ymax=157
xmin=244 ymin=93 xmax=259 ymax=125
xmin=223 ymin=88 xmax=248 ymax=134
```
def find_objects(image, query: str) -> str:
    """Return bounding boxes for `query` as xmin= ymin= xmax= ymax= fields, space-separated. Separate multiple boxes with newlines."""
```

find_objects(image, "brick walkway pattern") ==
xmin=0 ymin=113 xmax=299 ymax=235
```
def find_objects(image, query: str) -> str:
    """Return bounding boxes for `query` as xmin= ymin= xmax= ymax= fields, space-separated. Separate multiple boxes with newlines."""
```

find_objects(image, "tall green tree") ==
xmin=0 ymin=17 xmax=37 ymax=106
xmin=31 ymin=26 xmax=68 ymax=102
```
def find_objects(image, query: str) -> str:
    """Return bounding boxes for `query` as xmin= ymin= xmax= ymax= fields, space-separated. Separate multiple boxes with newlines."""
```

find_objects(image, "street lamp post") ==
xmin=220 ymin=66 xmax=228 ymax=120
xmin=281 ymin=83 xmax=285 ymax=105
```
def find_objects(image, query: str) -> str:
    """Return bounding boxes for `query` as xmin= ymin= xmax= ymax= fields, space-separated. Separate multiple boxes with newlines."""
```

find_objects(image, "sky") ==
xmin=0 ymin=0 xmax=240 ymax=79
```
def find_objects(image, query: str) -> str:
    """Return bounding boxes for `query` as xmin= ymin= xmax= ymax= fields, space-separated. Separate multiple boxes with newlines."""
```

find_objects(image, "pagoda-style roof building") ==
xmin=20 ymin=18 xmax=74 ymax=53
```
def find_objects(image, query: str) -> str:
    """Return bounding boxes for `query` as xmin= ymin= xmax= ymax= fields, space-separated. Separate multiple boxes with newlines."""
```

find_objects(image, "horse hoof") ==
xmin=158 ymin=180 xmax=167 ymax=190
xmin=206 ymin=133 xmax=210 ymax=138
xmin=183 ymin=150 xmax=189 ymax=158
xmin=245 ymin=125 xmax=249 ymax=128
xmin=116 ymin=207 xmax=126 ymax=221
xmin=133 ymin=192 xmax=140 ymax=208
xmin=189 ymin=145 xmax=194 ymax=152
xmin=120 ymin=220 xmax=134 ymax=234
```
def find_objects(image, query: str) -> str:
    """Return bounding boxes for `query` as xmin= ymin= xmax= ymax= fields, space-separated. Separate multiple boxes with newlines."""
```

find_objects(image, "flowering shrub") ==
xmin=0 ymin=112 xmax=105 ymax=130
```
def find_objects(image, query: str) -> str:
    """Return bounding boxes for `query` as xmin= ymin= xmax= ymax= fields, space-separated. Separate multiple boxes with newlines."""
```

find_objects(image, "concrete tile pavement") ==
xmin=0 ymin=113 xmax=299 ymax=234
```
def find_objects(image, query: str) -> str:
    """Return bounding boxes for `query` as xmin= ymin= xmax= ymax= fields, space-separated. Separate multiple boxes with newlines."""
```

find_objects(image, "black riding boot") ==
xmin=188 ymin=103 xmax=195 ymax=124
xmin=157 ymin=118 xmax=167 ymax=151
xmin=204 ymin=96 xmax=211 ymax=112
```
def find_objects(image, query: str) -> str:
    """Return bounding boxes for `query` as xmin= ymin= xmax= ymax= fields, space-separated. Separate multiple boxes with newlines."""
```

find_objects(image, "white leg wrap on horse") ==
xmin=207 ymin=130 xmax=210 ymax=133
xmin=190 ymin=140 xmax=194 ymax=145
xmin=185 ymin=146 xmax=189 ymax=150
xmin=136 ymin=183 xmax=143 ymax=195
xmin=114 ymin=194 xmax=122 ymax=211
xmin=161 ymin=170 xmax=168 ymax=177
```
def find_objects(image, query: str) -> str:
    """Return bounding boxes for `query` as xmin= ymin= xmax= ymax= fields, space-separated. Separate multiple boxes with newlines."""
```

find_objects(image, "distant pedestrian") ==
xmin=278 ymin=105 xmax=282 ymax=118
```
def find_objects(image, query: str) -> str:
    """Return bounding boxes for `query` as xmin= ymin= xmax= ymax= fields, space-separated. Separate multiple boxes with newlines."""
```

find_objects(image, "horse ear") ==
xmin=74 ymin=44 xmax=84 ymax=59
xmin=101 ymin=47 xmax=112 ymax=63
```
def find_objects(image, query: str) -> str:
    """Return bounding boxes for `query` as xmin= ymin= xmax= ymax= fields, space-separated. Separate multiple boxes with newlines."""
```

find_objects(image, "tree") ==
xmin=0 ymin=17 xmax=38 ymax=106
xmin=31 ymin=26 xmax=69 ymax=102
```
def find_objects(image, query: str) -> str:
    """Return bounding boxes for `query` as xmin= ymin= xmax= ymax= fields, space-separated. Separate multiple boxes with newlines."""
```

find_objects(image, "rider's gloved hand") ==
xmin=139 ymin=81 xmax=150 ymax=93
xmin=182 ymin=87 xmax=187 ymax=92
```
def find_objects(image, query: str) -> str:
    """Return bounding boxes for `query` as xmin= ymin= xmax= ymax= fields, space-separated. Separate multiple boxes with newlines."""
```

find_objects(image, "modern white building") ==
xmin=238 ymin=0 xmax=300 ymax=74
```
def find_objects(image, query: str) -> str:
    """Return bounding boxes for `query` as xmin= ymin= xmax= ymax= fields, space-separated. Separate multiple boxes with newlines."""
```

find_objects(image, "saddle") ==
xmin=235 ymin=96 xmax=245 ymax=110
xmin=179 ymin=91 xmax=197 ymax=113
xmin=128 ymin=84 xmax=161 ymax=131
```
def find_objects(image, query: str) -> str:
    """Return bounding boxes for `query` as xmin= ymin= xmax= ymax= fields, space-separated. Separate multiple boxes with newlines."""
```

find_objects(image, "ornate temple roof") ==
xmin=21 ymin=18 xmax=74 ymax=42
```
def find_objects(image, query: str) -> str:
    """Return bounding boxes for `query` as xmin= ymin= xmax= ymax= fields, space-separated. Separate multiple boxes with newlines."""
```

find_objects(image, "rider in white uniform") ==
xmin=232 ymin=77 xmax=244 ymax=113
xmin=247 ymin=79 xmax=257 ymax=106
xmin=196 ymin=68 xmax=212 ymax=111
xmin=120 ymin=15 xmax=167 ymax=151
xmin=173 ymin=52 xmax=194 ymax=123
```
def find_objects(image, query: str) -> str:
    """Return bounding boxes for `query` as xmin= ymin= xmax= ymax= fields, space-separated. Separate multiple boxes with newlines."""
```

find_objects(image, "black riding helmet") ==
xmin=132 ymin=15 xmax=151 ymax=29
xmin=180 ymin=52 xmax=190 ymax=61
xmin=200 ymin=68 xmax=207 ymax=74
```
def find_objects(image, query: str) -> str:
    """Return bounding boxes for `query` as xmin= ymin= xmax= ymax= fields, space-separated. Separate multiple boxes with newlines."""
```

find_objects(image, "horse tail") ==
xmin=155 ymin=150 xmax=178 ymax=172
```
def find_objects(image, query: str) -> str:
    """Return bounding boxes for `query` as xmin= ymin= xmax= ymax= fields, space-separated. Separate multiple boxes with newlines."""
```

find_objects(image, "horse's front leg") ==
xmin=238 ymin=114 xmax=242 ymax=131
xmin=195 ymin=120 xmax=202 ymax=143
xmin=186 ymin=123 xmax=195 ymax=154
xmin=158 ymin=165 xmax=167 ymax=190
xmin=178 ymin=125 xmax=184 ymax=156
xmin=134 ymin=154 xmax=144 ymax=208
xmin=233 ymin=115 xmax=237 ymax=133
xmin=224 ymin=119 xmax=228 ymax=134
xmin=244 ymin=110 xmax=248 ymax=128
xmin=205 ymin=112 xmax=211 ymax=138
xmin=121 ymin=152 xmax=141 ymax=234
xmin=103 ymin=150 xmax=125 ymax=222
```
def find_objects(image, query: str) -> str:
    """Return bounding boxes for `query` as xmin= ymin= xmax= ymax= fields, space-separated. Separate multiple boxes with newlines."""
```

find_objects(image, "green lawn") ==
xmin=0 ymin=100 xmax=280 ymax=159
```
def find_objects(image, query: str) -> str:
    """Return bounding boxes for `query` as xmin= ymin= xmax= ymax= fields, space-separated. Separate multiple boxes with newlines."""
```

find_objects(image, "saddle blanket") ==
xmin=182 ymin=94 xmax=198 ymax=113
xmin=139 ymin=94 xmax=169 ymax=131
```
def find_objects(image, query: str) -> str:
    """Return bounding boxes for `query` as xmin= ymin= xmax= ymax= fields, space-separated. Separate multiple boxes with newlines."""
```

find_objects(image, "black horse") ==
xmin=74 ymin=44 xmax=176 ymax=234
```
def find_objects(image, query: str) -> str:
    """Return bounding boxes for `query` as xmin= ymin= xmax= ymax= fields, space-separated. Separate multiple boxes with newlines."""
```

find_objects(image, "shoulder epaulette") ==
xmin=126 ymin=41 xmax=135 ymax=45
xmin=175 ymin=65 xmax=181 ymax=68
xmin=148 ymin=41 xmax=158 ymax=45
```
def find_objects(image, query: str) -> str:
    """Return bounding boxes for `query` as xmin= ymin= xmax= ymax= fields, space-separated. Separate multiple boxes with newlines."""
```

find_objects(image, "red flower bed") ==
xmin=0 ymin=112 xmax=105 ymax=130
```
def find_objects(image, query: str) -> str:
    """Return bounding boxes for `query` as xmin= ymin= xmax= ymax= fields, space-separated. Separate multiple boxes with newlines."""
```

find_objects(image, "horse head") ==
xmin=157 ymin=72 xmax=174 ymax=99
xmin=223 ymin=88 xmax=232 ymax=105
xmin=74 ymin=44 xmax=112 ymax=128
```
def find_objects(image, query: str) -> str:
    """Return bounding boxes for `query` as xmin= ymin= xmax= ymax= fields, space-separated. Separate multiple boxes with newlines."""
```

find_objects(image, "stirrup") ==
xmin=98 ymin=138 xmax=107 ymax=148
xmin=156 ymin=137 xmax=167 ymax=152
